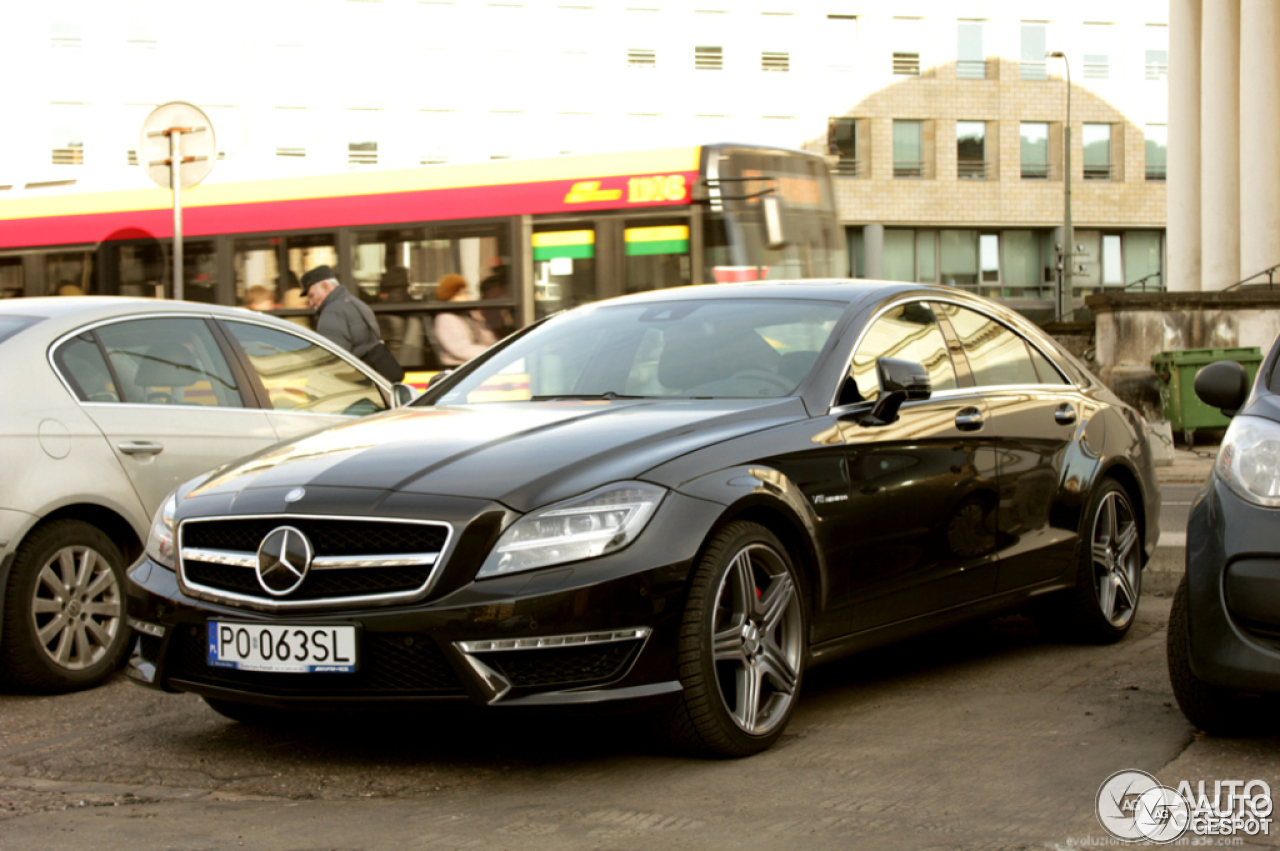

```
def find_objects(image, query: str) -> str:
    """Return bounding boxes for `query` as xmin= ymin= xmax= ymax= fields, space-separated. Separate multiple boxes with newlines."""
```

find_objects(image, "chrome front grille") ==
xmin=177 ymin=515 xmax=453 ymax=610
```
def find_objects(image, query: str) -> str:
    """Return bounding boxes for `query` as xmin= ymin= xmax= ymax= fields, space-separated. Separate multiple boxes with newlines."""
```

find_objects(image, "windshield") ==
xmin=433 ymin=298 xmax=846 ymax=404
xmin=0 ymin=314 xmax=43 ymax=346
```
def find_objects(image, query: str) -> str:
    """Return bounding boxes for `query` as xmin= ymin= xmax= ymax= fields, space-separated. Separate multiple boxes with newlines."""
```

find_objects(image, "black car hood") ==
xmin=188 ymin=399 xmax=807 ymax=513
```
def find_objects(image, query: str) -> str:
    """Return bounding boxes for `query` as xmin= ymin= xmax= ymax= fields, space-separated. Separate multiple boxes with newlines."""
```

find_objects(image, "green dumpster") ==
xmin=1152 ymin=347 xmax=1263 ymax=445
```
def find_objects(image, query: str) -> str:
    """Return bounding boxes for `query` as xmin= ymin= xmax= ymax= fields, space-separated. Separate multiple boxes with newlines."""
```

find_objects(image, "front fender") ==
xmin=671 ymin=464 xmax=830 ymax=617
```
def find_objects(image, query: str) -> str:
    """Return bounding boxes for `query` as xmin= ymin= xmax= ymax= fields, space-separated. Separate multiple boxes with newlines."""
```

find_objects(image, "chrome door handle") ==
xmin=118 ymin=440 xmax=164 ymax=456
xmin=955 ymin=407 xmax=985 ymax=431
xmin=1054 ymin=405 xmax=1077 ymax=426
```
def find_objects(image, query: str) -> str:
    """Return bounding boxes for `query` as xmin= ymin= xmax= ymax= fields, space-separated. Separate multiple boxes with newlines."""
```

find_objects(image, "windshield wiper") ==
xmin=529 ymin=392 xmax=650 ymax=401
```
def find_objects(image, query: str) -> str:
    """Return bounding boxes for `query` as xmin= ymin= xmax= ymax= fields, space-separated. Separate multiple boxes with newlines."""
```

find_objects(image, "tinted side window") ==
xmin=848 ymin=302 xmax=958 ymax=402
xmin=54 ymin=333 xmax=119 ymax=402
xmin=1027 ymin=343 xmax=1069 ymax=385
xmin=224 ymin=321 xmax=386 ymax=416
xmin=96 ymin=318 xmax=244 ymax=407
xmin=940 ymin=305 xmax=1039 ymax=386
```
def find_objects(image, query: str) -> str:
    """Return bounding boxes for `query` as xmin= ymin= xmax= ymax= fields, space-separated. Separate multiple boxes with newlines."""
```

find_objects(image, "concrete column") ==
xmin=1200 ymin=0 xmax=1241 ymax=291
xmin=1168 ymin=0 xmax=1202 ymax=292
xmin=863 ymin=224 xmax=884 ymax=280
xmin=1240 ymin=1 xmax=1280 ymax=280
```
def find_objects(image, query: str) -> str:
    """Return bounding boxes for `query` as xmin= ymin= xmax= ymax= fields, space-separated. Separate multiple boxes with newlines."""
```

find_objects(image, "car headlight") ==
xmin=145 ymin=492 xmax=179 ymax=569
xmin=477 ymin=481 xmax=666 ymax=578
xmin=1217 ymin=415 xmax=1280 ymax=507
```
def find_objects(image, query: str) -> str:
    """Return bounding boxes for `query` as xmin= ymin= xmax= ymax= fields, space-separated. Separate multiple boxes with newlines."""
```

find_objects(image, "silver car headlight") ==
xmin=145 ymin=492 xmax=179 ymax=569
xmin=477 ymin=481 xmax=666 ymax=579
xmin=1217 ymin=415 xmax=1280 ymax=508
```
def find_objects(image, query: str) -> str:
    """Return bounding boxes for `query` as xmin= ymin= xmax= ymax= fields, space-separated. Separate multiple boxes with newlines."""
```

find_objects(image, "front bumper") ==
xmin=1184 ymin=476 xmax=1280 ymax=694
xmin=125 ymin=492 xmax=723 ymax=712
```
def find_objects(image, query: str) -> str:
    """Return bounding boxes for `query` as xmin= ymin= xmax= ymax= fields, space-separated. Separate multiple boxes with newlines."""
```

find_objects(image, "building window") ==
xmin=892 ymin=17 xmax=923 ymax=76
xmin=1083 ymin=23 xmax=1113 ymax=80
xmin=1020 ymin=23 xmax=1047 ymax=80
xmin=349 ymin=141 xmax=377 ymax=167
xmin=1124 ymin=230 xmax=1164 ymax=289
xmin=51 ymin=124 xmax=84 ymax=166
xmin=893 ymin=120 xmax=923 ymax=178
xmin=695 ymin=45 xmax=723 ymax=70
xmin=893 ymin=52 xmax=920 ymax=75
xmin=957 ymin=121 xmax=986 ymax=179
xmin=1145 ymin=24 xmax=1168 ymax=80
xmin=628 ymin=48 xmax=656 ymax=68
xmin=826 ymin=14 xmax=858 ymax=73
xmin=762 ymin=51 xmax=789 ymax=72
xmin=51 ymin=23 xmax=81 ymax=53
xmin=1145 ymin=124 xmax=1167 ymax=181
xmin=956 ymin=21 xmax=985 ymax=80
xmin=1020 ymin=122 xmax=1049 ymax=179
xmin=1083 ymin=124 xmax=1112 ymax=180
xmin=276 ymin=146 xmax=305 ymax=158
xmin=828 ymin=117 xmax=862 ymax=176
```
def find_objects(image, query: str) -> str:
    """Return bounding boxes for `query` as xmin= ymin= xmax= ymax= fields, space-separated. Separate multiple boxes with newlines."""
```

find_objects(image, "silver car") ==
xmin=0 ymin=297 xmax=393 ymax=692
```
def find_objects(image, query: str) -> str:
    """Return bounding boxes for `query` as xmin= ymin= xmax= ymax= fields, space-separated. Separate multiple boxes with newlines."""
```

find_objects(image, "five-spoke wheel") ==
xmin=659 ymin=521 xmax=805 ymax=756
xmin=1090 ymin=488 xmax=1141 ymax=630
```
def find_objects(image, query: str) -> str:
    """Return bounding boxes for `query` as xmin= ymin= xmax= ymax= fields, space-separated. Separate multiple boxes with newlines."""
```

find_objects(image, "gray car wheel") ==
xmin=1033 ymin=478 xmax=1142 ymax=644
xmin=658 ymin=521 xmax=806 ymax=757
xmin=1 ymin=520 xmax=130 ymax=692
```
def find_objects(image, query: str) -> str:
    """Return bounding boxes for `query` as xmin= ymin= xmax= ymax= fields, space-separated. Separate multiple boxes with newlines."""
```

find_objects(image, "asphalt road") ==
xmin=2 ymin=481 xmax=1277 ymax=851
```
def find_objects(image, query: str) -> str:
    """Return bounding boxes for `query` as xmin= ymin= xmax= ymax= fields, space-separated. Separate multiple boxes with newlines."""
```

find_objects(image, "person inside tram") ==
xmin=433 ymin=273 xmax=497 ymax=366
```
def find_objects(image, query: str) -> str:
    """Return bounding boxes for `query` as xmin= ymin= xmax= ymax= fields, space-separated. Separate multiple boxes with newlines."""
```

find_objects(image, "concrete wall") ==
xmin=1086 ymin=290 xmax=1280 ymax=418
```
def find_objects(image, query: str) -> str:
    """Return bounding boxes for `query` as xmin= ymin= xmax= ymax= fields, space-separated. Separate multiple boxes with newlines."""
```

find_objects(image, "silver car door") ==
xmin=218 ymin=318 xmax=389 ymax=443
xmin=72 ymin=316 xmax=278 ymax=514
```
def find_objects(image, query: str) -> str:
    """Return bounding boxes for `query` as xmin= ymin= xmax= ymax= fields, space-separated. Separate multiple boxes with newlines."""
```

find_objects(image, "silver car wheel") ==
xmin=30 ymin=545 xmax=124 ymax=671
xmin=1090 ymin=491 xmax=1141 ymax=629
xmin=711 ymin=543 xmax=804 ymax=736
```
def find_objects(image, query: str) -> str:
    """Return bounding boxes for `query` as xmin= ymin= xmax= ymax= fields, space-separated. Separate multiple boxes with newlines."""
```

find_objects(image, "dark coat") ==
xmin=315 ymin=284 xmax=381 ymax=358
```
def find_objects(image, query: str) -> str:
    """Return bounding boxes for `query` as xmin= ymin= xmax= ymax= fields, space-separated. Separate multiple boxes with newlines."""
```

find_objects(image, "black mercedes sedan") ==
xmin=1168 ymin=341 xmax=1280 ymax=733
xmin=127 ymin=281 xmax=1160 ymax=756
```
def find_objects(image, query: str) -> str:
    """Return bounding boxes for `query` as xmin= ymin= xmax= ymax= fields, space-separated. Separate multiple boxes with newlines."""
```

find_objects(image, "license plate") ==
xmin=207 ymin=622 xmax=358 ymax=674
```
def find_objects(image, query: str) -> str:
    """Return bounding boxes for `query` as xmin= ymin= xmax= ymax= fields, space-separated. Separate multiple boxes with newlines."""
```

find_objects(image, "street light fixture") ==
xmin=1047 ymin=50 xmax=1073 ymax=322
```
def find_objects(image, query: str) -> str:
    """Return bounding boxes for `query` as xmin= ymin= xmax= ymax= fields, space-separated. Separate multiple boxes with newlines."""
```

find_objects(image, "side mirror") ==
xmin=1194 ymin=360 xmax=1250 ymax=417
xmin=391 ymin=383 xmax=418 ymax=408
xmin=761 ymin=193 xmax=788 ymax=251
xmin=860 ymin=358 xmax=931 ymax=427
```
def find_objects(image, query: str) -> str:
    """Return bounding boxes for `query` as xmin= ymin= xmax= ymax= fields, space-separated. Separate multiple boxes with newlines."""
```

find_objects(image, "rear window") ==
xmin=0 ymin=314 xmax=43 ymax=346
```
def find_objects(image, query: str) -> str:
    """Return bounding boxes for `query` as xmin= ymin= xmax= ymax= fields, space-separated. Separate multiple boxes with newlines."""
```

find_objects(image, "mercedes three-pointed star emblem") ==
xmin=256 ymin=526 xmax=313 ymax=597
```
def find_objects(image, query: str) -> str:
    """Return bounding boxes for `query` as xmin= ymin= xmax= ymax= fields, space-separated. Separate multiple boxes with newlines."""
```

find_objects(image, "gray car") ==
xmin=0 ymin=297 xmax=393 ymax=692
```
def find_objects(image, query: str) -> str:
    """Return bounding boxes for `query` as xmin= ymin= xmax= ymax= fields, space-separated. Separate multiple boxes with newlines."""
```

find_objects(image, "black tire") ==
xmin=0 ymin=519 xmax=131 ymax=692
xmin=656 ymin=521 xmax=806 ymax=758
xmin=1032 ymin=478 xmax=1142 ymax=644
xmin=203 ymin=697 xmax=290 ymax=727
xmin=1166 ymin=577 xmax=1262 ymax=735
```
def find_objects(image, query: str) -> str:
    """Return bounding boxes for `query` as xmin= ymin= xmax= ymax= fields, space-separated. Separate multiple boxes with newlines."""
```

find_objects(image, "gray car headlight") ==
xmin=145 ymin=492 xmax=179 ymax=569
xmin=1217 ymin=415 xmax=1280 ymax=508
xmin=477 ymin=481 xmax=667 ymax=579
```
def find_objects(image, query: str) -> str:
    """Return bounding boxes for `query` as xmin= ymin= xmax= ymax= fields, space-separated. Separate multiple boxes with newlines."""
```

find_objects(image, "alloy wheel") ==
xmin=711 ymin=543 xmax=804 ymax=735
xmin=30 ymin=545 xmax=124 ymax=671
xmin=1090 ymin=491 xmax=1141 ymax=629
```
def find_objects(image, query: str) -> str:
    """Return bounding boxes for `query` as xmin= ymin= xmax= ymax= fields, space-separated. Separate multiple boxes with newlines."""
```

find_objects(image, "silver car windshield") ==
xmin=434 ymin=298 xmax=846 ymax=404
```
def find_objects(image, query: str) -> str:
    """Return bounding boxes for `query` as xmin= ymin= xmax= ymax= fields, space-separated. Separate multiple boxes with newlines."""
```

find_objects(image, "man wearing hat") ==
xmin=301 ymin=265 xmax=405 ymax=382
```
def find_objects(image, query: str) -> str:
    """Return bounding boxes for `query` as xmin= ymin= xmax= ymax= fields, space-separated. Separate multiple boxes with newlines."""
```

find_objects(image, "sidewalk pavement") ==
xmin=1155 ymin=444 xmax=1217 ymax=485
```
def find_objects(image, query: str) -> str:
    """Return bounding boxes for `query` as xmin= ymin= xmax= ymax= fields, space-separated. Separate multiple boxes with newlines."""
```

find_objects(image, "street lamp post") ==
xmin=1047 ymin=50 xmax=1073 ymax=322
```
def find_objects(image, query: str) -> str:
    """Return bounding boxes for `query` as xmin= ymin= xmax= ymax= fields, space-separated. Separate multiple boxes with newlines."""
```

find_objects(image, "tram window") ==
xmin=113 ymin=243 xmax=166 ymax=299
xmin=353 ymin=224 xmax=508 ymax=305
xmin=623 ymin=218 xmax=692 ymax=294
xmin=233 ymin=235 xmax=336 ymax=308
xmin=45 ymin=251 xmax=97 ymax=296
xmin=0 ymin=257 xmax=22 ymax=298
xmin=533 ymin=225 xmax=596 ymax=320
xmin=182 ymin=241 xmax=218 ymax=304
